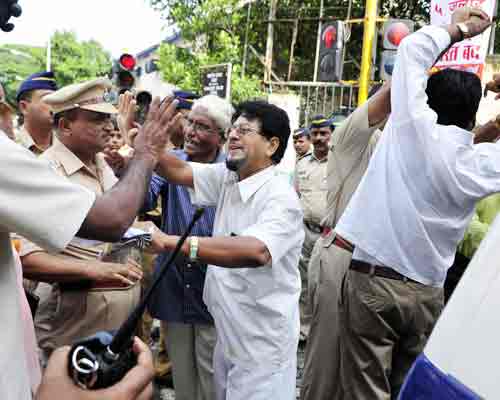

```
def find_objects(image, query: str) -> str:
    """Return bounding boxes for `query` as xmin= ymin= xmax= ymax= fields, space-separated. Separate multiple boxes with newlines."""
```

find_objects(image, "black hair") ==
xmin=426 ymin=68 xmax=481 ymax=130
xmin=17 ymin=90 xmax=32 ymax=104
xmin=232 ymin=100 xmax=290 ymax=164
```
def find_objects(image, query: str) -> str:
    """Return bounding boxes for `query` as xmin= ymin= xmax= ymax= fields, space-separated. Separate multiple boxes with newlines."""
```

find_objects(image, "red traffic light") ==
xmin=386 ymin=22 xmax=410 ymax=47
xmin=323 ymin=26 xmax=337 ymax=49
xmin=119 ymin=53 xmax=136 ymax=71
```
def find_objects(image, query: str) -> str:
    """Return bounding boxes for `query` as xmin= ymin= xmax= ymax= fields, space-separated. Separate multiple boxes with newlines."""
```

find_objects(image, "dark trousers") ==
xmin=444 ymin=252 xmax=470 ymax=303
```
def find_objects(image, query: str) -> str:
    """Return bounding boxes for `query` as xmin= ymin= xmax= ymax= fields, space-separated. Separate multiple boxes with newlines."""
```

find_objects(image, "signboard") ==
xmin=200 ymin=63 xmax=232 ymax=100
xmin=431 ymin=0 xmax=495 ymax=77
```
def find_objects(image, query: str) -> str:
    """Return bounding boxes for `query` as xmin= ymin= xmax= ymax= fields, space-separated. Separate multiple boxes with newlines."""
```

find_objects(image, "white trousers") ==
xmin=213 ymin=341 xmax=297 ymax=400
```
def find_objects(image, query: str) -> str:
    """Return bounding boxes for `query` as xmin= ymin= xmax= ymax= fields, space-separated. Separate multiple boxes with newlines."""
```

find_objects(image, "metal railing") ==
xmin=266 ymin=80 xmax=359 ymax=125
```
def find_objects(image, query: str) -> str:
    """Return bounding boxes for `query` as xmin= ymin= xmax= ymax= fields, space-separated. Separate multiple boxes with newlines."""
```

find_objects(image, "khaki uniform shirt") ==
xmin=15 ymin=126 xmax=55 ymax=156
xmin=295 ymin=153 xmax=328 ymax=226
xmin=322 ymin=101 xmax=382 ymax=229
xmin=0 ymin=133 xmax=94 ymax=400
xmin=21 ymin=140 xmax=141 ymax=356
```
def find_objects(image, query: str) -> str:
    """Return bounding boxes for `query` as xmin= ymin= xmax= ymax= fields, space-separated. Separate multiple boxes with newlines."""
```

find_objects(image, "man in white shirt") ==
xmin=0 ymin=95 xmax=176 ymax=399
xmin=151 ymin=100 xmax=304 ymax=400
xmin=334 ymin=8 xmax=493 ymax=399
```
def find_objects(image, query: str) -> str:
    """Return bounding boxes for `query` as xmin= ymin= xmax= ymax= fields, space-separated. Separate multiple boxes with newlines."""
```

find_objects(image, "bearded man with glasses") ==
xmin=150 ymin=100 xmax=304 ymax=400
xmin=144 ymin=94 xmax=231 ymax=400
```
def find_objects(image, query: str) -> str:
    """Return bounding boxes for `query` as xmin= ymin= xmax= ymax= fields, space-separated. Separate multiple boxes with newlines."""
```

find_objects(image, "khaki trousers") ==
xmin=162 ymin=322 xmax=216 ymax=400
xmin=339 ymin=269 xmax=444 ymax=400
xmin=300 ymin=233 xmax=351 ymax=400
xmin=298 ymin=223 xmax=321 ymax=338
xmin=36 ymin=284 xmax=141 ymax=359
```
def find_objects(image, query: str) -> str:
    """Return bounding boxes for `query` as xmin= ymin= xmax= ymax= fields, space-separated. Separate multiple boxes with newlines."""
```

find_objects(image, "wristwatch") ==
xmin=456 ymin=22 xmax=470 ymax=40
xmin=189 ymin=236 xmax=199 ymax=262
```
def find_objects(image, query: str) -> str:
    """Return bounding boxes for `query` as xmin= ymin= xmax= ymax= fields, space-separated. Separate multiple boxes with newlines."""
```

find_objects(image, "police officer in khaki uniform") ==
xmin=294 ymin=115 xmax=331 ymax=340
xmin=16 ymin=71 xmax=58 ymax=155
xmin=293 ymin=127 xmax=312 ymax=161
xmin=19 ymin=78 xmax=143 ymax=360
xmin=300 ymin=84 xmax=391 ymax=400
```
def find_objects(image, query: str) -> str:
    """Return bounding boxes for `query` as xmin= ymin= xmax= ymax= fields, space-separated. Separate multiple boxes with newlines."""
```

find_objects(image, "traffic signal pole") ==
xmin=313 ymin=0 xmax=324 ymax=82
xmin=358 ymin=0 xmax=379 ymax=105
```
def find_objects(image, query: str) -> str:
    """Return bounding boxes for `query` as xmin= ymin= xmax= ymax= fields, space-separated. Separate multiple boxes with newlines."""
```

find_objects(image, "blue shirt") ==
xmin=145 ymin=149 xmax=225 ymax=324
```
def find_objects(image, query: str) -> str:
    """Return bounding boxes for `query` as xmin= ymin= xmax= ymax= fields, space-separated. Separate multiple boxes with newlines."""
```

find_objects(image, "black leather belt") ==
xmin=350 ymin=259 xmax=419 ymax=284
xmin=304 ymin=221 xmax=322 ymax=234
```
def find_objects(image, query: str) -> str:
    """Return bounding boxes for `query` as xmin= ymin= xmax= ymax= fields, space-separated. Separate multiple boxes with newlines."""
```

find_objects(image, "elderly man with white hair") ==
xmin=144 ymin=94 xmax=232 ymax=400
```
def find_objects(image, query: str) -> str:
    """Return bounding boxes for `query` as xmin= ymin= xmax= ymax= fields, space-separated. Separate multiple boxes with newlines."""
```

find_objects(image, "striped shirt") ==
xmin=145 ymin=149 xmax=225 ymax=324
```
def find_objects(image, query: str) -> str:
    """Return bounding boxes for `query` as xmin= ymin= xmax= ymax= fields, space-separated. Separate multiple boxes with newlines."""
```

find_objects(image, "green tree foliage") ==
xmin=153 ymin=0 xmax=264 ymax=102
xmin=157 ymin=30 xmax=263 ymax=103
xmin=0 ymin=31 xmax=111 ymax=105
xmin=50 ymin=31 xmax=112 ymax=87
xmin=0 ymin=44 xmax=45 ymax=105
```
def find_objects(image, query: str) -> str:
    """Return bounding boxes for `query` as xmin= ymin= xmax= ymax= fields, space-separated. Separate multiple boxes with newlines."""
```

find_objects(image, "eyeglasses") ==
xmin=228 ymin=124 xmax=260 ymax=137
xmin=185 ymin=118 xmax=217 ymax=134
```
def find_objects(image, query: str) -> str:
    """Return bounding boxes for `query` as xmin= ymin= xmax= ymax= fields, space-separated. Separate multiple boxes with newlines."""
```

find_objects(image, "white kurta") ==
xmin=0 ymin=134 xmax=95 ymax=399
xmin=189 ymin=163 xmax=304 ymax=400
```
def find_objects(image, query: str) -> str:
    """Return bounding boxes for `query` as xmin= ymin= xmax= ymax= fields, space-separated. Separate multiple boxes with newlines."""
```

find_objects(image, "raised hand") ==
xmin=451 ymin=7 xmax=491 ymax=38
xmin=133 ymin=96 xmax=182 ymax=164
xmin=117 ymin=91 xmax=137 ymax=144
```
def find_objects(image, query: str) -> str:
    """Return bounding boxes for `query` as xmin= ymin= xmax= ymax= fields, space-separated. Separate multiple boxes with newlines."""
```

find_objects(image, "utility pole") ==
xmin=358 ymin=0 xmax=378 ymax=104
xmin=242 ymin=3 xmax=252 ymax=78
xmin=264 ymin=0 xmax=278 ymax=82
xmin=46 ymin=32 xmax=52 ymax=72
xmin=313 ymin=0 xmax=325 ymax=82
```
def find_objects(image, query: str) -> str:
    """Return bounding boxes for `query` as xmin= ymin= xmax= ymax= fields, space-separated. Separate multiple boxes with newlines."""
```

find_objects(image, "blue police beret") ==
xmin=293 ymin=127 xmax=310 ymax=138
xmin=310 ymin=114 xmax=333 ymax=129
xmin=173 ymin=90 xmax=199 ymax=110
xmin=16 ymin=71 xmax=58 ymax=103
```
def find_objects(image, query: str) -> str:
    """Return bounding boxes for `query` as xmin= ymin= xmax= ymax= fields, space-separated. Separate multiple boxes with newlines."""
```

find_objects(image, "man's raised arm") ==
xmin=367 ymin=81 xmax=391 ymax=127
xmin=156 ymin=151 xmax=194 ymax=188
xmin=391 ymin=7 xmax=490 ymax=130
xmin=78 ymin=97 xmax=179 ymax=242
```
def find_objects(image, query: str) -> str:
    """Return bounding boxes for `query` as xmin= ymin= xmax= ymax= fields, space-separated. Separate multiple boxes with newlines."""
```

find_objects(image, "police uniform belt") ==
xmin=304 ymin=220 xmax=323 ymax=234
xmin=350 ymin=259 xmax=420 ymax=284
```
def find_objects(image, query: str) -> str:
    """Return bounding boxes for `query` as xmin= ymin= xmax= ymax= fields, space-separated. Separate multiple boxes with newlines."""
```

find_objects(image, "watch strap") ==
xmin=189 ymin=236 xmax=199 ymax=262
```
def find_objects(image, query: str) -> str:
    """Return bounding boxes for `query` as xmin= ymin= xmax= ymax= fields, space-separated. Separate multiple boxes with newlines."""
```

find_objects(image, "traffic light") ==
xmin=113 ymin=53 xmax=136 ymax=94
xmin=318 ymin=21 xmax=344 ymax=82
xmin=380 ymin=19 xmax=413 ymax=80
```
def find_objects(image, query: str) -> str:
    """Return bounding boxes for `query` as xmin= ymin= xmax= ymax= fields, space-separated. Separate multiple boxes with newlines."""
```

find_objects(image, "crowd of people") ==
xmin=1 ymin=6 xmax=500 ymax=400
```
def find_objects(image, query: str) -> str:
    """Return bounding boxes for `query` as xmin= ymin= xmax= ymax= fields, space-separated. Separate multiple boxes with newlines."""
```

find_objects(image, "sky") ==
xmin=0 ymin=0 xmax=168 ymax=57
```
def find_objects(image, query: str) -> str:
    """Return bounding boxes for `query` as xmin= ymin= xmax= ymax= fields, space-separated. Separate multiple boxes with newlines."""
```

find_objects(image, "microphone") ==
xmin=68 ymin=207 xmax=205 ymax=389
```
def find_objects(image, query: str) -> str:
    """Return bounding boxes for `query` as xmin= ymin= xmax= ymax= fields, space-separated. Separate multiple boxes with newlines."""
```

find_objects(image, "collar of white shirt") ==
xmin=436 ymin=123 xmax=473 ymax=145
xmin=237 ymin=165 xmax=276 ymax=203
